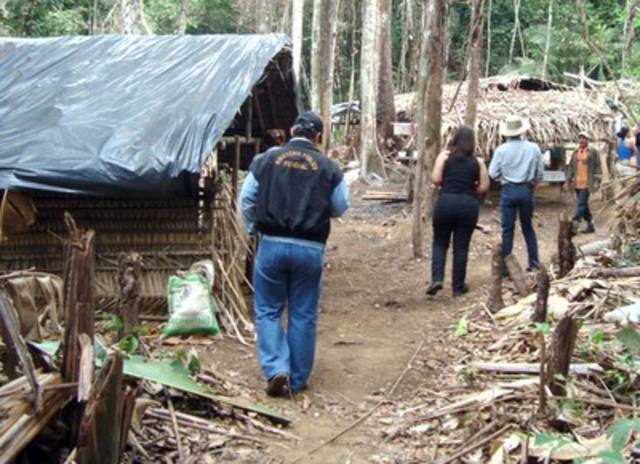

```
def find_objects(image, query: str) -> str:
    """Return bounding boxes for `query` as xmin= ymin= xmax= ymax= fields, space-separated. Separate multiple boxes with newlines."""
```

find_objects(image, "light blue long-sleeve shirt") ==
xmin=489 ymin=139 xmax=544 ymax=184
xmin=239 ymin=171 xmax=350 ymax=249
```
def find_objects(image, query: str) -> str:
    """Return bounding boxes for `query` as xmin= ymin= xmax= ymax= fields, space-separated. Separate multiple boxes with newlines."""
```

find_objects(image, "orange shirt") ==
xmin=575 ymin=147 xmax=589 ymax=190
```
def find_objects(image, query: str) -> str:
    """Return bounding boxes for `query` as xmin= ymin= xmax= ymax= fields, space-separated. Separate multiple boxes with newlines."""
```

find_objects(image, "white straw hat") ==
xmin=500 ymin=115 xmax=530 ymax=137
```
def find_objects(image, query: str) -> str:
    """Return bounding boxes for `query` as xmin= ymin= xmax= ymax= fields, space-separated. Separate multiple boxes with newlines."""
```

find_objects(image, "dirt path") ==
xmin=210 ymin=184 xmax=599 ymax=463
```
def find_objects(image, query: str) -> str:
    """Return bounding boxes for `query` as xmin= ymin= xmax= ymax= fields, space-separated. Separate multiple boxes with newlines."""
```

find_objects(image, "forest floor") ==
xmin=208 ymin=182 xmax=609 ymax=463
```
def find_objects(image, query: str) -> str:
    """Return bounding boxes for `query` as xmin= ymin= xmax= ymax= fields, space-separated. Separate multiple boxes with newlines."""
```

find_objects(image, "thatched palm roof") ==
xmin=395 ymin=75 xmax=614 ymax=157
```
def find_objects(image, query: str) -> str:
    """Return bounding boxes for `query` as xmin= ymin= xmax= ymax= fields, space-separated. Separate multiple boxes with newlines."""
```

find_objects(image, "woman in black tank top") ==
xmin=426 ymin=126 xmax=490 ymax=297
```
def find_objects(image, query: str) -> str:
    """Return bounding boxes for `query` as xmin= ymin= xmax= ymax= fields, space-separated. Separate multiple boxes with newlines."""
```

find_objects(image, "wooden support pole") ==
xmin=558 ymin=213 xmax=576 ymax=278
xmin=532 ymin=265 xmax=550 ymax=323
xmin=117 ymin=252 xmax=142 ymax=339
xmin=487 ymin=237 xmax=505 ymax=311
xmin=545 ymin=315 xmax=578 ymax=396
xmin=232 ymin=138 xmax=241 ymax=205
xmin=505 ymin=254 xmax=530 ymax=297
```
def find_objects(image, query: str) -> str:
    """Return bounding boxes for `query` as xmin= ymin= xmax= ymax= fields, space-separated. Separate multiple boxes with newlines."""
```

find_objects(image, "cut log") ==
xmin=558 ymin=213 xmax=576 ymax=278
xmin=469 ymin=361 xmax=600 ymax=376
xmin=582 ymin=266 xmax=640 ymax=278
xmin=579 ymin=238 xmax=614 ymax=256
xmin=487 ymin=237 xmax=505 ymax=311
xmin=505 ymin=254 xmax=530 ymax=297
xmin=546 ymin=315 xmax=579 ymax=396
xmin=117 ymin=252 xmax=142 ymax=338
xmin=532 ymin=265 xmax=550 ymax=323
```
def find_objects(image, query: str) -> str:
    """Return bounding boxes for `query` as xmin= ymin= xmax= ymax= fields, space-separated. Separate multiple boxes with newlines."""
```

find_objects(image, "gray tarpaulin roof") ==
xmin=0 ymin=34 xmax=292 ymax=197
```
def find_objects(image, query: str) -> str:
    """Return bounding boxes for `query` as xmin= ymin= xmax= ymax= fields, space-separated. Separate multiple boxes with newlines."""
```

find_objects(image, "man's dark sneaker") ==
xmin=266 ymin=373 xmax=290 ymax=398
xmin=571 ymin=220 xmax=581 ymax=235
xmin=426 ymin=281 xmax=443 ymax=296
xmin=584 ymin=222 xmax=595 ymax=234
xmin=453 ymin=284 xmax=469 ymax=297
xmin=526 ymin=265 xmax=540 ymax=273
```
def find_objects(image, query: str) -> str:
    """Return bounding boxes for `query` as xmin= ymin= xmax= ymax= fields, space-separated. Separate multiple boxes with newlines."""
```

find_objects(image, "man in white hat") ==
xmin=489 ymin=115 xmax=544 ymax=273
xmin=567 ymin=131 xmax=601 ymax=233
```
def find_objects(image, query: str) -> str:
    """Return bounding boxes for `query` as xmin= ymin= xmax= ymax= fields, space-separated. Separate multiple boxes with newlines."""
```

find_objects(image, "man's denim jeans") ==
xmin=501 ymin=184 xmax=540 ymax=269
xmin=573 ymin=189 xmax=592 ymax=223
xmin=254 ymin=238 xmax=324 ymax=391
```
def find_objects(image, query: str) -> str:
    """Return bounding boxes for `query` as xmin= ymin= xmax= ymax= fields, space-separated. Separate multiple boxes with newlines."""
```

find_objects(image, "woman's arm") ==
xmin=476 ymin=158 xmax=490 ymax=194
xmin=431 ymin=152 xmax=448 ymax=186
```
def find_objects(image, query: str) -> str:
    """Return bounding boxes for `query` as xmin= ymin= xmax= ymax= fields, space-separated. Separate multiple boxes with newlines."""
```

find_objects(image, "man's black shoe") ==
xmin=266 ymin=373 xmax=290 ymax=398
xmin=584 ymin=222 xmax=595 ymax=234
xmin=453 ymin=284 xmax=469 ymax=297
xmin=426 ymin=281 xmax=443 ymax=296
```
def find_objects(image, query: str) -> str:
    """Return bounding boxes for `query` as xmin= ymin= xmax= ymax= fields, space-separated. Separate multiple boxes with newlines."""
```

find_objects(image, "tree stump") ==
xmin=545 ymin=315 xmax=578 ymax=396
xmin=61 ymin=213 xmax=96 ymax=384
xmin=505 ymin=254 xmax=530 ymax=297
xmin=117 ymin=252 xmax=142 ymax=338
xmin=487 ymin=237 xmax=505 ymax=311
xmin=532 ymin=264 xmax=550 ymax=323
xmin=558 ymin=213 xmax=576 ymax=278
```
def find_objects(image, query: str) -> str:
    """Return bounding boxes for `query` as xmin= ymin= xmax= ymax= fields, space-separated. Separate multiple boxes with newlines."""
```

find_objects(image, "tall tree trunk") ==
xmin=256 ymin=0 xmax=271 ymax=33
xmin=422 ymin=0 xmax=448 ymax=218
xmin=485 ymin=0 xmax=492 ymax=76
xmin=311 ymin=0 xmax=339 ymax=151
xmin=377 ymin=0 xmax=396 ymax=142
xmin=360 ymin=0 xmax=386 ymax=180
xmin=464 ymin=0 xmax=485 ymax=128
xmin=622 ymin=0 xmax=640 ymax=74
xmin=178 ymin=0 xmax=189 ymax=34
xmin=508 ymin=0 xmax=522 ymax=63
xmin=291 ymin=0 xmax=305 ymax=94
xmin=541 ymin=0 xmax=553 ymax=80
xmin=411 ymin=0 xmax=435 ymax=258
xmin=399 ymin=0 xmax=414 ymax=93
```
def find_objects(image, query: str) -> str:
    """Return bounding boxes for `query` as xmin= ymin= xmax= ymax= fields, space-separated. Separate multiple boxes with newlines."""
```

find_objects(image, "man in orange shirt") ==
xmin=567 ymin=132 xmax=602 ymax=234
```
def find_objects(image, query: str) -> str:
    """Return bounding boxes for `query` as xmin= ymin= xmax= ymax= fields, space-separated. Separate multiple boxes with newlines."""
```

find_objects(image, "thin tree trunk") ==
xmin=399 ymin=0 xmax=414 ymax=92
xmin=622 ymin=0 xmax=640 ymax=74
xmin=508 ymin=0 xmax=521 ymax=63
xmin=422 ymin=0 xmax=448 ymax=219
xmin=411 ymin=0 xmax=433 ymax=258
xmin=311 ymin=0 xmax=338 ymax=151
xmin=360 ymin=0 xmax=386 ymax=180
xmin=291 ymin=0 xmax=304 ymax=92
xmin=178 ymin=0 xmax=189 ymax=34
xmin=377 ymin=0 xmax=396 ymax=142
xmin=256 ymin=0 xmax=271 ymax=33
xmin=464 ymin=0 xmax=485 ymax=128
xmin=310 ymin=0 xmax=323 ymax=112
xmin=541 ymin=0 xmax=553 ymax=80
xmin=485 ymin=0 xmax=492 ymax=76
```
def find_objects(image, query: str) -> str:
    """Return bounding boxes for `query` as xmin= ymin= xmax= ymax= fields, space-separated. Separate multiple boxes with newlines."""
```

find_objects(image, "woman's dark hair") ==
xmin=617 ymin=127 xmax=630 ymax=139
xmin=448 ymin=125 xmax=476 ymax=157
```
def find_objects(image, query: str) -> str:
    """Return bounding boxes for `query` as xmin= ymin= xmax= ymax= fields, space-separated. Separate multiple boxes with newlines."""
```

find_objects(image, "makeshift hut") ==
xmin=395 ymin=74 xmax=615 ymax=157
xmin=0 ymin=34 xmax=298 ymax=312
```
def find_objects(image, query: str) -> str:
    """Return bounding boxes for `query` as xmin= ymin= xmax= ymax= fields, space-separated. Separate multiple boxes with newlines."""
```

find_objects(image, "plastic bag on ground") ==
xmin=164 ymin=271 xmax=220 ymax=337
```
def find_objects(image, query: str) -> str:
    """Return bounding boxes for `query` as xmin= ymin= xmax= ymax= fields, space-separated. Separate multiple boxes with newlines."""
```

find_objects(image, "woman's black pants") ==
xmin=430 ymin=192 xmax=479 ymax=292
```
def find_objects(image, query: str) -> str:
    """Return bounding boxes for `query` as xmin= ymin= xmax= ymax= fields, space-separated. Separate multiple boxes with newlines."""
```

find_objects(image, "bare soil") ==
xmin=209 ymin=183 xmax=606 ymax=463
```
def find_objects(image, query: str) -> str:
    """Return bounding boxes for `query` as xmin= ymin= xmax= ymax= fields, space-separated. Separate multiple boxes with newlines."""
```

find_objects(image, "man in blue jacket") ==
xmin=240 ymin=112 xmax=349 ymax=397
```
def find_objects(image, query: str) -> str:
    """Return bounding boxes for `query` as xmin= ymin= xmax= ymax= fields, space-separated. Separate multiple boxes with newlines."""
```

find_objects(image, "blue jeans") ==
xmin=501 ymin=184 xmax=539 ymax=269
xmin=253 ymin=237 xmax=324 ymax=391
xmin=573 ymin=189 xmax=592 ymax=223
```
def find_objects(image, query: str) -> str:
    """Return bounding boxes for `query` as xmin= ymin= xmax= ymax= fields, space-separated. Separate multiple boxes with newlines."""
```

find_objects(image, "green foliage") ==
xmin=170 ymin=349 xmax=202 ymax=377
xmin=616 ymin=327 xmax=640 ymax=356
xmin=534 ymin=322 xmax=550 ymax=334
xmin=453 ymin=315 xmax=468 ymax=338
xmin=116 ymin=335 xmax=139 ymax=354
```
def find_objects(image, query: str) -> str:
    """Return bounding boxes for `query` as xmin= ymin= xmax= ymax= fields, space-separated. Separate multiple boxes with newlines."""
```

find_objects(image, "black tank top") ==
xmin=440 ymin=154 xmax=480 ymax=197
